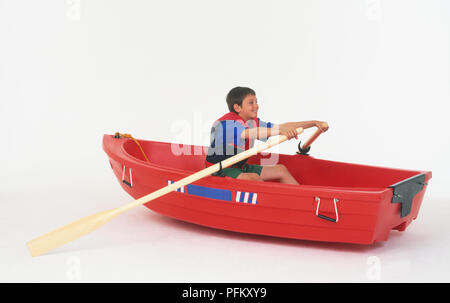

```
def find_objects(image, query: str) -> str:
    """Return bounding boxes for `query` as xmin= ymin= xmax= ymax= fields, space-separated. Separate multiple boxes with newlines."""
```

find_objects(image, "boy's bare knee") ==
xmin=277 ymin=164 xmax=288 ymax=172
xmin=247 ymin=173 xmax=262 ymax=181
xmin=238 ymin=173 xmax=263 ymax=181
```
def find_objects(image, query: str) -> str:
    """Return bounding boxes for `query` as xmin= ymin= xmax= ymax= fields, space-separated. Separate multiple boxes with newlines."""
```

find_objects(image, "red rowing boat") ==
xmin=102 ymin=133 xmax=431 ymax=244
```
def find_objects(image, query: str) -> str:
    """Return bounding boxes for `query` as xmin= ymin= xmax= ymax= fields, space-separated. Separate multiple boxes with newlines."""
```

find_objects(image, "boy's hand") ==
xmin=315 ymin=121 xmax=329 ymax=132
xmin=280 ymin=128 xmax=299 ymax=140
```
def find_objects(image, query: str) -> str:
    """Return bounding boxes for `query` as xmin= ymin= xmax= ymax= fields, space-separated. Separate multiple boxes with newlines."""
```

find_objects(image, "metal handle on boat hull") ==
xmin=315 ymin=197 xmax=339 ymax=223
xmin=122 ymin=165 xmax=133 ymax=188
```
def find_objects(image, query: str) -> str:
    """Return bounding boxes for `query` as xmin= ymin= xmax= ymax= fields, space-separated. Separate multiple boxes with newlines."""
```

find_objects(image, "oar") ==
xmin=26 ymin=127 xmax=304 ymax=257
xmin=301 ymin=122 xmax=329 ymax=151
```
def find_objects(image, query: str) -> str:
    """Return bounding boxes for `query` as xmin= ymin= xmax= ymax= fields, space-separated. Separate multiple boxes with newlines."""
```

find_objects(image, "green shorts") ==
xmin=213 ymin=163 xmax=263 ymax=179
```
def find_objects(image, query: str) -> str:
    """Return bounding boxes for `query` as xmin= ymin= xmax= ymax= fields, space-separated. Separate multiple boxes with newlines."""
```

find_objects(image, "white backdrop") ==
xmin=1 ymin=0 xmax=449 ymax=282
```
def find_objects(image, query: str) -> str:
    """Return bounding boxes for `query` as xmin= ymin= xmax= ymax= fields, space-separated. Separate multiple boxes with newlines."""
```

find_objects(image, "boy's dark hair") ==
xmin=226 ymin=86 xmax=256 ymax=113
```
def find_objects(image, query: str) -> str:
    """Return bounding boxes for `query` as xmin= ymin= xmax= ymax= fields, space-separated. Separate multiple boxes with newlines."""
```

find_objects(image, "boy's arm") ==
xmin=278 ymin=120 xmax=329 ymax=133
xmin=240 ymin=120 xmax=328 ymax=141
xmin=240 ymin=127 xmax=278 ymax=141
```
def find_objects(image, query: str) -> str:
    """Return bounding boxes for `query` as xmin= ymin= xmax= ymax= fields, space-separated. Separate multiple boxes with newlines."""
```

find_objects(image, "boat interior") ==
xmin=123 ymin=139 xmax=423 ymax=190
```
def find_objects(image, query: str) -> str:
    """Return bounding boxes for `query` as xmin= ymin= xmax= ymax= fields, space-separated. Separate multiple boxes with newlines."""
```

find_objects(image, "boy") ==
xmin=206 ymin=87 xmax=328 ymax=184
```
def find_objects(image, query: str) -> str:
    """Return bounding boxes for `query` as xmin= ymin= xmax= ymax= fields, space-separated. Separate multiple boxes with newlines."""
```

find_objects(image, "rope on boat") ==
xmin=114 ymin=132 xmax=150 ymax=163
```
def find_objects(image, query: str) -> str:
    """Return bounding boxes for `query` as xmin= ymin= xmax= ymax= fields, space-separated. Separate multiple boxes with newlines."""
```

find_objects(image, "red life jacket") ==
xmin=205 ymin=112 xmax=259 ymax=168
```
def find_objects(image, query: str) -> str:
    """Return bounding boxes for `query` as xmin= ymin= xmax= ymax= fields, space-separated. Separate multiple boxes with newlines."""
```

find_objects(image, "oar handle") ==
xmin=301 ymin=122 xmax=329 ymax=150
xmin=301 ymin=128 xmax=323 ymax=150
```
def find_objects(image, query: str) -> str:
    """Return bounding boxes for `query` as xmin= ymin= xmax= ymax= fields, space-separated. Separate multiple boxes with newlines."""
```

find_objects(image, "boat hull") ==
xmin=102 ymin=134 xmax=432 ymax=244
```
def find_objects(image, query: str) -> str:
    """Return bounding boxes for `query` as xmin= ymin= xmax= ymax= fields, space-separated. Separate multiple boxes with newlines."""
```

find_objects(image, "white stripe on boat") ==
xmin=168 ymin=180 xmax=184 ymax=193
xmin=252 ymin=193 xmax=258 ymax=204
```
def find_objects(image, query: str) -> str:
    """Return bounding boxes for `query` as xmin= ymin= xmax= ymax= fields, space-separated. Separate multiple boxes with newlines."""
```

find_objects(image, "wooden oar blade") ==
xmin=26 ymin=208 xmax=121 ymax=257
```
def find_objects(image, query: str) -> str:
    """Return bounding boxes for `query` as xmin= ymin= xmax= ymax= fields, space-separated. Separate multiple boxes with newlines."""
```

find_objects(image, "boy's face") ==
xmin=235 ymin=94 xmax=259 ymax=121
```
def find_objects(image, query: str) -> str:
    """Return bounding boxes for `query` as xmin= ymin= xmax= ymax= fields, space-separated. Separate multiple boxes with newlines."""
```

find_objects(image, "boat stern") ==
xmin=371 ymin=171 xmax=432 ymax=243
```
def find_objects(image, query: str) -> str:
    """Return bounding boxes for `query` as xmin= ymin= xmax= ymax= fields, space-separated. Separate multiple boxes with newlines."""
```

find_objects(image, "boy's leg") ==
xmin=260 ymin=164 xmax=299 ymax=185
xmin=237 ymin=164 xmax=263 ymax=181
xmin=237 ymin=173 xmax=263 ymax=181
xmin=218 ymin=167 xmax=263 ymax=181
